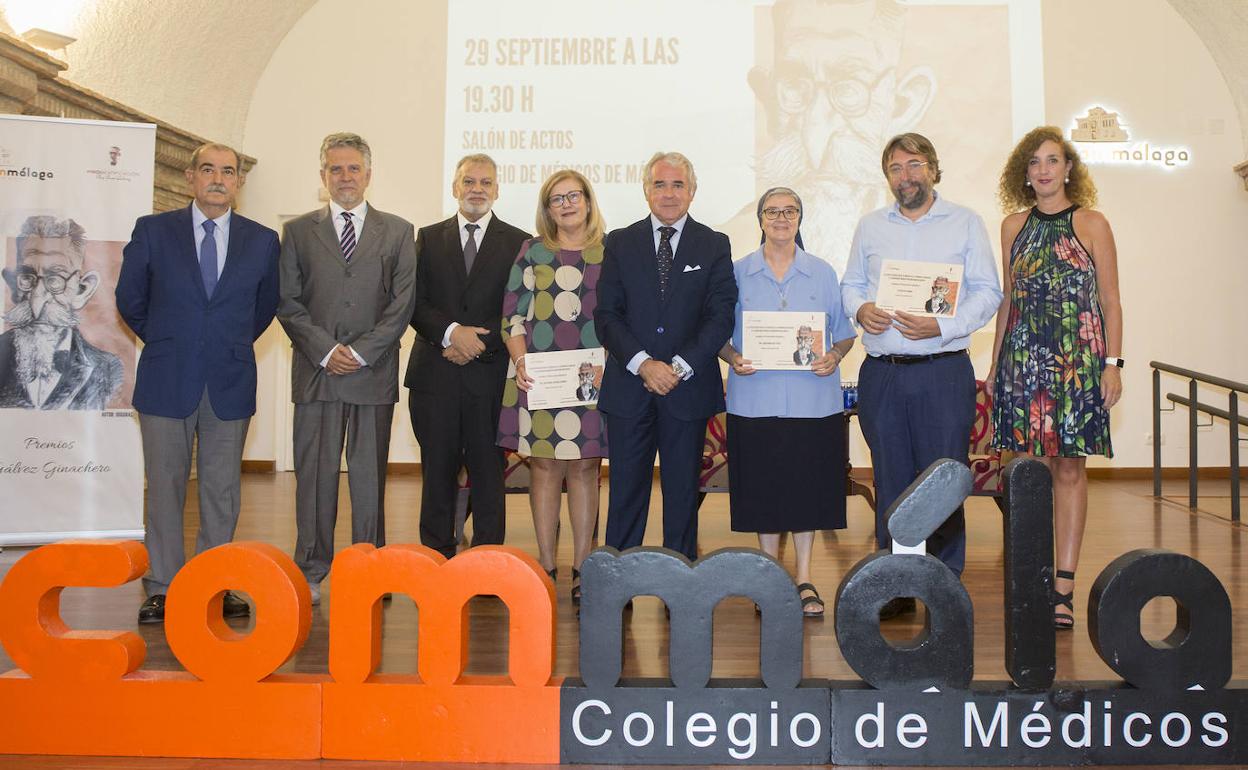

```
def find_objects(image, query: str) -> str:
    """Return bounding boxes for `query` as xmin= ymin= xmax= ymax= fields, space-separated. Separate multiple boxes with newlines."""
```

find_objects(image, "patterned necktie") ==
xmin=464 ymin=222 xmax=480 ymax=273
xmin=656 ymin=226 xmax=676 ymax=300
xmin=340 ymin=211 xmax=356 ymax=262
xmin=200 ymin=219 xmax=218 ymax=298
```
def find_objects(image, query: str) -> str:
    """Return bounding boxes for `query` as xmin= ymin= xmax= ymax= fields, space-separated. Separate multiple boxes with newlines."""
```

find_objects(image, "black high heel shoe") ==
xmin=1053 ymin=569 xmax=1075 ymax=630
xmin=571 ymin=568 xmax=582 ymax=605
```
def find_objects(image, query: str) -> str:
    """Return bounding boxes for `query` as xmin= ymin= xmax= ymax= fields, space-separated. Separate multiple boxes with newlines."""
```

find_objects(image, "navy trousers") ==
xmin=604 ymin=400 xmax=705 ymax=561
xmin=856 ymin=352 xmax=976 ymax=576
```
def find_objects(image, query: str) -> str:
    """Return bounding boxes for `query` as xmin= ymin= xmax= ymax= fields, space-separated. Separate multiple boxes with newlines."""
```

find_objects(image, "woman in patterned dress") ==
xmin=498 ymin=170 xmax=606 ymax=603
xmin=988 ymin=126 xmax=1123 ymax=629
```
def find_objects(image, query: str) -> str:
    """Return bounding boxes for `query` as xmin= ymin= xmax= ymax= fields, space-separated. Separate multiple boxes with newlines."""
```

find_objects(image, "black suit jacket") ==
xmin=596 ymin=215 xmax=736 ymax=421
xmin=404 ymin=214 xmax=530 ymax=397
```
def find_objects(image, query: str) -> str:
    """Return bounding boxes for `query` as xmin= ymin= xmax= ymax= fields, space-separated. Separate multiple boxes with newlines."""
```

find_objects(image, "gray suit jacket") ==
xmin=277 ymin=204 xmax=417 ymax=405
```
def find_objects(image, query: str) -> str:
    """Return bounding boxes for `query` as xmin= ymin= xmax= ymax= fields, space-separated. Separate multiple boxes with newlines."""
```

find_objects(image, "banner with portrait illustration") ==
xmin=0 ymin=115 xmax=153 ymax=545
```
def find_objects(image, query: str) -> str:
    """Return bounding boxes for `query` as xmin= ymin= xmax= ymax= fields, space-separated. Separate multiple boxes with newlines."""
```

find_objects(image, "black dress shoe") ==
xmin=138 ymin=594 xmax=166 ymax=624
xmin=879 ymin=596 xmax=917 ymax=621
xmin=221 ymin=591 xmax=251 ymax=619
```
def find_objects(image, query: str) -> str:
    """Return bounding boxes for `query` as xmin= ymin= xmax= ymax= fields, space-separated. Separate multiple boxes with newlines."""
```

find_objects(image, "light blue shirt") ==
xmin=840 ymin=193 xmax=1002 ymax=356
xmin=190 ymin=202 xmax=230 ymax=279
xmin=727 ymin=246 xmax=856 ymax=418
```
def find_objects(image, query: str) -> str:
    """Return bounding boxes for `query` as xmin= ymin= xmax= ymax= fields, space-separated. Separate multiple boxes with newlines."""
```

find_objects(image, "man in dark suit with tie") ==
xmin=597 ymin=151 xmax=737 ymax=560
xmin=116 ymin=143 xmax=280 ymax=624
xmin=406 ymin=153 xmax=529 ymax=559
xmin=277 ymin=133 xmax=417 ymax=603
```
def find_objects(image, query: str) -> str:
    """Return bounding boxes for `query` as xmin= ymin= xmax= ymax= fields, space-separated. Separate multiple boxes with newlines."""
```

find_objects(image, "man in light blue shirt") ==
xmin=841 ymin=133 xmax=1002 ymax=616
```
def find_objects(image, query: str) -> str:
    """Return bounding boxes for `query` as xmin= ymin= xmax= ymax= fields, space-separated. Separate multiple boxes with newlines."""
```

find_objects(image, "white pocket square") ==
xmin=682 ymin=264 xmax=702 ymax=272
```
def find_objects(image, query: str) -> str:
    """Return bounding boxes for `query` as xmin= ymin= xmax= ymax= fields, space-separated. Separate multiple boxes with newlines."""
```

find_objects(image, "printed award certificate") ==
xmin=741 ymin=311 xmax=825 ymax=371
xmin=525 ymin=347 xmax=606 ymax=410
xmin=875 ymin=259 xmax=964 ymax=318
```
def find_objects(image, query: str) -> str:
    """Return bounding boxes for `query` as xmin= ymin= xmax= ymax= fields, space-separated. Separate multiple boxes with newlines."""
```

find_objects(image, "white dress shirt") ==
xmin=320 ymin=200 xmax=370 ymax=367
xmin=442 ymin=210 xmax=495 ymax=347
xmin=627 ymin=213 xmax=693 ymax=379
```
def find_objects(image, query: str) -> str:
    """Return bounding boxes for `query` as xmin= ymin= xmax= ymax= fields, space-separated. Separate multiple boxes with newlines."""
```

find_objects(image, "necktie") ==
xmin=657 ymin=226 xmax=675 ymax=300
xmin=340 ymin=211 xmax=356 ymax=262
xmin=200 ymin=219 xmax=218 ymax=298
xmin=464 ymin=222 xmax=480 ymax=274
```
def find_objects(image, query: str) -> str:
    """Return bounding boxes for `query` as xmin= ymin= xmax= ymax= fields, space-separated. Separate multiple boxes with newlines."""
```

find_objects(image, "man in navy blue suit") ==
xmin=597 ymin=152 xmax=737 ymax=560
xmin=116 ymin=143 xmax=280 ymax=624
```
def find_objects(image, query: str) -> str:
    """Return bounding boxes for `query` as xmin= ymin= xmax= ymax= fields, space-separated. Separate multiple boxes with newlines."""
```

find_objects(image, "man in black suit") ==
xmin=597 ymin=151 xmax=737 ymax=560
xmin=406 ymin=153 xmax=529 ymax=558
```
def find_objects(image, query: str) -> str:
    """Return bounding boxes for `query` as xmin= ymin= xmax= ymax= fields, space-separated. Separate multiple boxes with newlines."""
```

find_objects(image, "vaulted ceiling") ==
xmin=1 ymin=0 xmax=1245 ymax=157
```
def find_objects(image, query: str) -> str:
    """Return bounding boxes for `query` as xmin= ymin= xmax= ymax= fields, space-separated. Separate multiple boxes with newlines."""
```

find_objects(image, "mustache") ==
xmin=205 ymin=183 xmax=229 ymax=194
xmin=3 ymin=297 xmax=79 ymax=328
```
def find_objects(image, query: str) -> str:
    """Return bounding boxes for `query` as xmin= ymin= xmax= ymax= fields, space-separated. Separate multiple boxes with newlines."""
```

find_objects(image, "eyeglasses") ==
xmin=886 ymin=160 xmax=930 ymax=179
xmin=774 ymin=70 xmax=884 ymax=119
xmin=762 ymin=207 xmax=800 ymax=221
xmin=14 ymin=270 xmax=79 ymax=295
xmin=548 ymin=190 xmax=584 ymax=208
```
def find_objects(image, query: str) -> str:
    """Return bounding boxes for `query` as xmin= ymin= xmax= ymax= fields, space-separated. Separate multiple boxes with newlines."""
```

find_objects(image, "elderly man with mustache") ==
xmin=0 ymin=216 xmax=122 ymax=410
xmin=116 ymin=142 xmax=281 ymax=624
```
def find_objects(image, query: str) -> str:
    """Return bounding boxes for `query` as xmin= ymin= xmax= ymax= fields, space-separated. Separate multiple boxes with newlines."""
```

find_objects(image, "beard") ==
xmin=758 ymin=133 xmax=889 ymax=269
xmin=4 ymin=299 xmax=78 ymax=384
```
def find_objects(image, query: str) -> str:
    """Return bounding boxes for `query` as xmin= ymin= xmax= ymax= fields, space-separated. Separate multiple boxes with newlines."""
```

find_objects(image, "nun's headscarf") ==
xmin=756 ymin=186 xmax=805 ymax=250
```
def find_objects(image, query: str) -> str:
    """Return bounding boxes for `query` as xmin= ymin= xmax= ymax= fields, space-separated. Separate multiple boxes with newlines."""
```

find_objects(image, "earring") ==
xmin=1064 ymin=176 xmax=1070 ymax=184
xmin=1024 ymin=180 xmax=1031 ymax=187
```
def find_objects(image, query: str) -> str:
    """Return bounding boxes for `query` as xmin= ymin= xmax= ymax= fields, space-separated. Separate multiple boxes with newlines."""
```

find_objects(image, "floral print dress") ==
xmin=991 ymin=205 xmax=1112 ymax=457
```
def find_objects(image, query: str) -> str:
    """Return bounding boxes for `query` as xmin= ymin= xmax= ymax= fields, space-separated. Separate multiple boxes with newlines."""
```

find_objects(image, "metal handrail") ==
xmin=1151 ymin=361 xmax=1246 ymax=523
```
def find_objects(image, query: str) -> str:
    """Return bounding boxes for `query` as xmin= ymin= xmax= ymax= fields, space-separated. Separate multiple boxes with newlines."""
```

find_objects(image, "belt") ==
xmin=872 ymin=350 xmax=967 ymax=365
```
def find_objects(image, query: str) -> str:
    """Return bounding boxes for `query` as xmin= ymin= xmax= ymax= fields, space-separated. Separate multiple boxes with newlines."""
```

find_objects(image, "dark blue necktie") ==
xmin=200 ymin=219 xmax=218 ymax=298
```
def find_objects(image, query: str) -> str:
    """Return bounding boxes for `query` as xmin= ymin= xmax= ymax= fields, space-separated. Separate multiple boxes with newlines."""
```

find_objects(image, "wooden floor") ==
xmin=0 ymin=473 xmax=1243 ymax=769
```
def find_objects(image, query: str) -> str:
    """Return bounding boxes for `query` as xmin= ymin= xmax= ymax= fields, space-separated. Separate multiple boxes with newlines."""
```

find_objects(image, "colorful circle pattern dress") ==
xmin=991 ymin=205 xmax=1112 ymax=457
xmin=497 ymin=238 xmax=607 ymax=459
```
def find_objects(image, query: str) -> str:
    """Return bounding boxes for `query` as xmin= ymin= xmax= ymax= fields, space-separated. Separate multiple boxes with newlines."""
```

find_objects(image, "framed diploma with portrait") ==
xmin=741 ymin=311 xmax=825 ymax=371
xmin=875 ymin=259 xmax=963 ymax=318
xmin=524 ymin=347 xmax=605 ymax=410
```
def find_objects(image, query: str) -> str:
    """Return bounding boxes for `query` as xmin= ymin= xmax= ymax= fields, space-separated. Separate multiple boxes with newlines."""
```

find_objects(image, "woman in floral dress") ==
xmin=988 ymin=126 xmax=1123 ymax=629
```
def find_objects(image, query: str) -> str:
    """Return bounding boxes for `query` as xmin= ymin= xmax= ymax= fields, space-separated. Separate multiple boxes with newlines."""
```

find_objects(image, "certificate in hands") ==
xmin=875 ymin=259 xmax=963 ymax=318
xmin=525 ymin=347 xmax=605 ymax=410
xmin=741 ymin=311 xmax=825 ymax=371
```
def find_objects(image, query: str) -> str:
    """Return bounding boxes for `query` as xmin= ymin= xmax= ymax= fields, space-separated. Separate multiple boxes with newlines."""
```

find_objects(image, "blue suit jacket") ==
xmin=596 ymin=215 xmax=736 ymax=421
xmin=116 ymin=205 xmax=280 ymax=420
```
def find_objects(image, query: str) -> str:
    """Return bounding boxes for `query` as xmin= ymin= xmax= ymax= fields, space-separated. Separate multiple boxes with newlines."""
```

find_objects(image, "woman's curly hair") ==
xmin=997 ymin=126 xmax=1097 ymax=212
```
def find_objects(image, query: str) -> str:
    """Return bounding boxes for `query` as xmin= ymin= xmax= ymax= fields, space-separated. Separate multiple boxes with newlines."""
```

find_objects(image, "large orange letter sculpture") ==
xmin=0 ymin=540 xmax=560 ymax=762
xmin=0 ymin=540 xmax=322 ymax=758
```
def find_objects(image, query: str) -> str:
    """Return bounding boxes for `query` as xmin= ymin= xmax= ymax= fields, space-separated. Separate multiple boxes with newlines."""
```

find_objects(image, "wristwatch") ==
xmin=1105 ymin=357 xmax=1125 ymax=368
xmin=670 ymin=358 xmax=689 ymax=379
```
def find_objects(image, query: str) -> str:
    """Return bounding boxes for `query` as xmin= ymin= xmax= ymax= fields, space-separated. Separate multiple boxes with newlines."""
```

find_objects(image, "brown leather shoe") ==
xmin=138 ymin=594 xmax=166 ymax=624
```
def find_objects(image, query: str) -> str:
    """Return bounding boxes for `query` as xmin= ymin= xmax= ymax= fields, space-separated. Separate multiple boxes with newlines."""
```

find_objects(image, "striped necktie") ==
xmin=340 ymin=211 xmax=356 ymax=262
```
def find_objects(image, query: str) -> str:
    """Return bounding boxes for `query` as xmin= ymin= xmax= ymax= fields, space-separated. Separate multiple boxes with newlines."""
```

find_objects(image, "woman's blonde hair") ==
xmin=535 ymin=169 xmax=604 ymax=250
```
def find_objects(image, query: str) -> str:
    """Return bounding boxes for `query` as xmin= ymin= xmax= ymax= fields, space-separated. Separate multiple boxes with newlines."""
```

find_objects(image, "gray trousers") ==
xmin=139 ymin=389 xmax=250 ymax=596
xmin=292 ymin=400 xmax=393 ymax=584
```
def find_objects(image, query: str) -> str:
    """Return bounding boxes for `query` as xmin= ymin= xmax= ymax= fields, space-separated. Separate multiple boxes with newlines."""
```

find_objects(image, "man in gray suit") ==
xmin=277 ymin=132 xmax=417 ymax=603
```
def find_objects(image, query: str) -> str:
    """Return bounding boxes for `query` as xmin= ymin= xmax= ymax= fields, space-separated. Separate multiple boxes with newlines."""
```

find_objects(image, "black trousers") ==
xmin=411 ymin=385 xmax=505 ymax=559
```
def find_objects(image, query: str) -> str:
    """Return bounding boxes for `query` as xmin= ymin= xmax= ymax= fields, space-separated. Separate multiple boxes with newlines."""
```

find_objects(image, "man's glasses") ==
xmin=548 ymin=190 xmax=584 ymax=208
xmin=14 ymin=270 xmax=79 ymax=295
xmin=886 ymin=160 xmax=930 ymax=179
xmin=762 ymin=207 xmax=800 ymax=221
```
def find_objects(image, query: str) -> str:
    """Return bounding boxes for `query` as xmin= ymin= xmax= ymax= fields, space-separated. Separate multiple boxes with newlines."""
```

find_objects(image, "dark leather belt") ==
xmin=872 ymin=350 xmax=967 ymax=365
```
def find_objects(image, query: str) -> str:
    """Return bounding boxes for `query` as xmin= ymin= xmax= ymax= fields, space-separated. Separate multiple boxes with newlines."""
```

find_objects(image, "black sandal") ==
xmin=797 ymin=582 xmax=825 ymax=618
xmin=546 ymin=567 xmax=557 ymax=581
xmin=571 ymin=568 xmax=582 ymax=605
xmin=1054 ymin=569 xmax=1075 ymax=630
